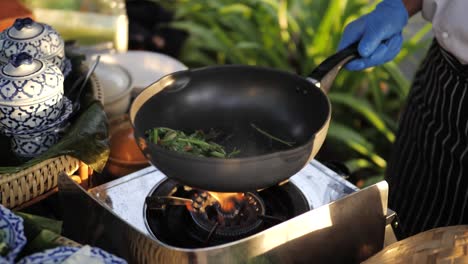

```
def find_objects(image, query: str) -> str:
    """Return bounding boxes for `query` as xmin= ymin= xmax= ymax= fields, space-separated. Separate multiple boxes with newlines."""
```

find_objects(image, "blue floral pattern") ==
xmin=17 ymin=246 xmax=127 ymax=264
xmin=0 ymin=64 xmax=63 ymax=102
xmin=3 ymin=96 xmax=73 ymax=136
xmin=0 ymin=58 xmax=65 ymax=132
xmin=0 ymin=92 xmax=64 ymax=132
xmin=0 ymin=205 xmax=27 ymax=263
xmin=1 ymin=25 xmax=62 ymax=60
xmin=1 ymin=96 xmax=72 ymax=157
xmin=11 ymin=126 xmax=61 ymax=157
xmin=1 ymin=21 xmax=66 ymax=73
xmin=4 ymin=96 xmax=73 ymax=157
xmin=49 ymin=48 xmax=67 ymax=73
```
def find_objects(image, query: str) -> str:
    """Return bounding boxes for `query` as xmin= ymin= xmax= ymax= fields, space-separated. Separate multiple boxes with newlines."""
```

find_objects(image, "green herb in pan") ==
xmin=146 ymin=127 xmax=240 ymax=158
xmin=250 ymin=123 xmax=295 ymax=147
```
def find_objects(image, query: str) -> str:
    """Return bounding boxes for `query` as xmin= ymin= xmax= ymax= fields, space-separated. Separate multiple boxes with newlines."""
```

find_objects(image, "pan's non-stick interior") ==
xmin=134 ymin=66 xmax=330 ymax=157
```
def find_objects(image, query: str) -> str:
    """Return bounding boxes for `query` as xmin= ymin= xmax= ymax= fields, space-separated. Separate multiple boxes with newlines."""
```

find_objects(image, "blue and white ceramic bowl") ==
xmin=10 ymin=125 xmax=61 ymax=158
xmin=0 ymin=18 xmax=67 ymax=73
xmin=0 ymin=204 xmax=27 ymax=263
xmin=17 ymin=246 xmax=127 ymax=264
xmin=6 ymin=96 xmax=73 ymax=158
xmin=0 ymin=53 xmax=64 ymax=132
xmin=3 ymin=96 xmax=74 ymax=136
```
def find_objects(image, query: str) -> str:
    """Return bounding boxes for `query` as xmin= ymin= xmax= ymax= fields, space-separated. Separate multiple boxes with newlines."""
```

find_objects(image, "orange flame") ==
xmin=208 ymin=192 xmax=245 ymax=212
xmin=185 ymin=201 xmax=194 ymax=211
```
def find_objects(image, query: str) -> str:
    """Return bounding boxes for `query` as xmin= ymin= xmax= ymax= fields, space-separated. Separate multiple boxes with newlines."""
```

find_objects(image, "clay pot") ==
xmin=105 ymin=115 xmax=148 ymax=178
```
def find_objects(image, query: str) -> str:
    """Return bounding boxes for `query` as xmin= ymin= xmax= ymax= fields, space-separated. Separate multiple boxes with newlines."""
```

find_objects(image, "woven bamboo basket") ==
xmin=0 ymin=71 xmax=104 ymax=209
xmin=363 ymin=225 xmax=468 ymax=264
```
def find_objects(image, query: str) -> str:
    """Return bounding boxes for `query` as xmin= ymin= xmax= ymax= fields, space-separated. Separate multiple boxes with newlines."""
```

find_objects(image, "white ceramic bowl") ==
xmin=94 ymin=51 xmax=187 ymax=95
xmin=90 ymin=61 xmax=133 ymax=119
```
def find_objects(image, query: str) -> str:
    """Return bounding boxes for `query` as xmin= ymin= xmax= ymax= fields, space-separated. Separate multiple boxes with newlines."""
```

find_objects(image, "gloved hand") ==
xmin=338 ymin=0 xmax=409 ymax=71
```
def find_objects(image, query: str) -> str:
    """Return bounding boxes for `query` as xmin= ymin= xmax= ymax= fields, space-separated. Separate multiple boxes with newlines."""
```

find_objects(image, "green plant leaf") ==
xmin=168 ymin=21 xmax=226 ymax=52
xmin=236 ymin=42 xmax=261 ymax=50
xmin=381 ymin=62 xmax=410 ymax=98
xmin=368 ymin=72 xmax=383 ymax=112
xmin=219 ymin=3 xmax=253 ymax=17
xmin=329 ymin=92 xmax=396 ymax=143
xmin=328 ymin=122 xmax=387 ymax=169
xmin=310 ymin=0 xmax=344 ymax=57
xmin=345 ymin=158 xmax=375 ymax=173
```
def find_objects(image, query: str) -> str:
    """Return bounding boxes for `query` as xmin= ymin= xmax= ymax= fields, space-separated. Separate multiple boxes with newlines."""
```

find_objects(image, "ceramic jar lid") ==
xmin=0 ymin=18 xmax=64 ymax=63
xmin=0 ymin=52 xmax=64 ymax=105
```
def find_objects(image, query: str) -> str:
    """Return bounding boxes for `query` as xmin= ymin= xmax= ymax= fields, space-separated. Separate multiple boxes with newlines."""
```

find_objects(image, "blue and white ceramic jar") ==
xmin=3 ymin=96 xmax=73 ymax=158
xmin=0 ymin=52 xmax=64 ymax=132
xmin=10 ymin=125 xmax=61 ymax=158
xmin=0 ymin=18 xmax=68 ymax=74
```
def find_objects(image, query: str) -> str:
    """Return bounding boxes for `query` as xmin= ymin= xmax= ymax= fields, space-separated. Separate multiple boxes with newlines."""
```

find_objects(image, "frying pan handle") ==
xmin=307 ymin=43 xmax=359 ymax=93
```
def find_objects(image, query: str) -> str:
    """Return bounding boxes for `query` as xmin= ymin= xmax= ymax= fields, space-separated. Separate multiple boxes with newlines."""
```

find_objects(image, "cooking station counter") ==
xmin=59 ymin=160 xmax=397 ymax=263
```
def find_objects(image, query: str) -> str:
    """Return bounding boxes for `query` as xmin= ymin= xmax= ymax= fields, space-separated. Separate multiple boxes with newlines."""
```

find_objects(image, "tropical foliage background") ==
xmin=157 ymin=0 xmax=432 ymax=187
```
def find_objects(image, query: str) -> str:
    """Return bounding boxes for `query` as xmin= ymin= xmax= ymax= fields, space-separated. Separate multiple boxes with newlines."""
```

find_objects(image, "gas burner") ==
xmin=144 ymin=179 xmax=310 ymax=248
xmin=189 ymin=192 xmax=265 ymax=240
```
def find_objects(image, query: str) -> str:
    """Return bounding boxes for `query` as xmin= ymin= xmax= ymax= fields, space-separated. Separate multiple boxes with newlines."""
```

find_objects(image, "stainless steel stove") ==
xmin=59 ymin=160 xmax=396 ymax=264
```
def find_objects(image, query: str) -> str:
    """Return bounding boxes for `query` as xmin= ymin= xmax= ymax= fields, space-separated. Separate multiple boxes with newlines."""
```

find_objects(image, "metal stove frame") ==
xmin=59 ymin=160 xmax=396 ymax=264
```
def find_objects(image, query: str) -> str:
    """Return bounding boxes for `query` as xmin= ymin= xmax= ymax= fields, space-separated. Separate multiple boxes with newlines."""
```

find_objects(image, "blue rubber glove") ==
xmin=338 ymin=0 xmax=409 ymax=71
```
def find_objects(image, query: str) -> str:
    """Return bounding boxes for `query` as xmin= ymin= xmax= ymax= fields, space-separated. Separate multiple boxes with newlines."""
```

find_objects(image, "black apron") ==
xmin=386 ymin=39 xmax=468 ymax=238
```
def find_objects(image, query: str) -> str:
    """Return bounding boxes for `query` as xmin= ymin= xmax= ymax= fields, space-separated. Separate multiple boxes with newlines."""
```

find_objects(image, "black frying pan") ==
xmin=130 ymin=44 xmax=359 ymax=192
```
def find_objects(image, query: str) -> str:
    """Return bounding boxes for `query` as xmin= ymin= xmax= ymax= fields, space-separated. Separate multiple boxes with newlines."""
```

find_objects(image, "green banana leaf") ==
xmin=15 ymin=212 xmax=64 ymax=259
